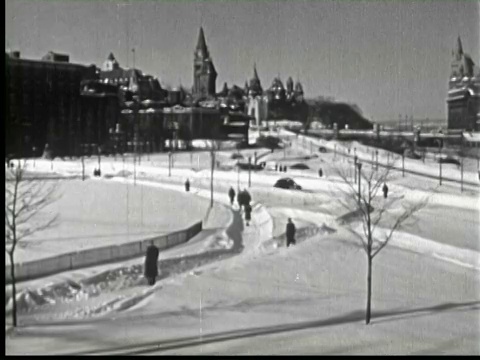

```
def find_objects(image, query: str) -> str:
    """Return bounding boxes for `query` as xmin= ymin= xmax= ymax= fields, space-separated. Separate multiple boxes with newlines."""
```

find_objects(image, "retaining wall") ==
xmin=5 ymin=221 xmax=202 ymax=284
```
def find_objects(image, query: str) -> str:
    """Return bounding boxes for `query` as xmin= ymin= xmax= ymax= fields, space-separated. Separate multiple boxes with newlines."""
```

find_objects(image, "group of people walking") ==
xmin=228 ymin=186 xmax=252 ymax=226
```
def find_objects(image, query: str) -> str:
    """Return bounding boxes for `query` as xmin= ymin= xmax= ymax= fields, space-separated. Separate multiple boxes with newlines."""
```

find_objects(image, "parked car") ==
xmin=318 ymin=146 xmax=328 ymax=153
xmin=437 ymin=156 xmax=460 ymax=165
xmin=231 ymin=153 xmax=244 ymax=159
xmin=289 ymin=163 xmax=310 ymax=170
xmin=274 ymin=178 xmax=302 ymax=190
xmin=404 ymin=148 xmax=421 ymax=159
xmin=236 ymin=162 xmax=264 ymax=170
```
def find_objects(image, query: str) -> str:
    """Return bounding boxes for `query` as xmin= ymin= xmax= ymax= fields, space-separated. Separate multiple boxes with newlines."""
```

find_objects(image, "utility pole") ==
xmin=210 ymin=143 xmax=215 ymax=208
xmin=461 ymin=157 xmax=464 ymax=193
xmin=168 ymin=151 xmax=172 ymax=177
xmin=357 ymin=162 xmax=363 ymax=205
xmin=354 ymin=155 xmax=358 ymax=184
xmin=248 ymin=156 xmax=252 ymax=187
xmin=237 ymin=161 xmax=240 ymax=190
xmin=402 ymin=152 xmax=405 ymax=177
xmin=439 ymin=142 xmax=442 ymax=186
xmin=97 ymin=146 xmax=102 ymax=174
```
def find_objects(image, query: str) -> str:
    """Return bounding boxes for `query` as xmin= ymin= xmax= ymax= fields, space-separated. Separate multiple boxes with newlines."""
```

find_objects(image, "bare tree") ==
xmin=5 ymin=160 xmax=59 ymax=327
xmin=332 ymin=157 xmax=430 ymax=324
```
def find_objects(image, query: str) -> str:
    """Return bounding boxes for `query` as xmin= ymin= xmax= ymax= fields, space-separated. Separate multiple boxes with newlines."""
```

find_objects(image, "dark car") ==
xmin=274 ymin=178 xmax=302 ymax=190
xmin=318 ymin=146 xmax=328 ymax=153
xmin=230 ymin=153 xmax=244 ymax=159
xmin=237 ymin=162 xmax=264 ymax=170
xmin=404 ymin=149 xmax=421 ymax=160
xmin=437 ymin=156 xmax=460 ymax=165
xmin=290 ymin=163 xmax=310 ymax=170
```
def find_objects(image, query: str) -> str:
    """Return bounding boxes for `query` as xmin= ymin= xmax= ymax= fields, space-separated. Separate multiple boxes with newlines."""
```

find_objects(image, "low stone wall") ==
xmin=5 ymin=221 xmax=202 ymax=284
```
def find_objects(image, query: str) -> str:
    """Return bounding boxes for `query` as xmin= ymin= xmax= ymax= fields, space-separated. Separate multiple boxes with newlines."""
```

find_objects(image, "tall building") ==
xmin=446 ymin=36 xmax=480 ymax=131
xmin=193 ymin=27 xmax=217 ymax=99
xmin=5 ymin=51 xmax=98 ymax=157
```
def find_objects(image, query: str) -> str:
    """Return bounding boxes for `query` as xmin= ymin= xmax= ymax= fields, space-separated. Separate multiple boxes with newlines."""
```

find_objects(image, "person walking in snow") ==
xmin=382 ymin=183 xmax=389 ymax=199
xmin=144 ymin=244 xmax=159 ymax=286
xmin=243 ymin=189 xmax=252 ymax=207
xmin=244 ymin=203 xmax=252 ymax=226
xmin=286 ymin=218 xmax=296 ymax=247
xmin=185 ymin=178 xmax=190 ymax=192
xmin=228 ymin=186 xmax=236 ymax=205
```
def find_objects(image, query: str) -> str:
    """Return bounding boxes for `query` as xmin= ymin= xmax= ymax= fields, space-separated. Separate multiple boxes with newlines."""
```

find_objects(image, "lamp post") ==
xmin=248 ymin=156 xmax=252 ymax=188
xmin=438 ymin=141 xmax=442 ymax=186
xmin=375 ymin=150 xmax=379 ymax=171
xmin=97 ymin=146 xmax=102 ymax=174
xmin=357 ymin=162 xmax=363 ymax=204
xmin=81 ymin=153 xmax=85 ymax=181
xmin=354 ymin=155 xmax=358 ymax=184
xmin=133 ymin=149 xmax=136 ymax=186
xmin=32 ymin=146 xmax=37 ymax=167
xmin=210 ymin=144 xmax=215 ymax=209
xmin=237 ymin=160 xmax=240 ymax=190
xmin=402 ymin=151 xmax=405 ymax=177
xmin=168 ymin=151 xmax=172 ymax=177
xmin=461 ymin=156 xmax=464 ymax=193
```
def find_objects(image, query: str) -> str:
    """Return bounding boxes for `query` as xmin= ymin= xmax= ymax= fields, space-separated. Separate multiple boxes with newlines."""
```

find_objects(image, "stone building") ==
xmin=446 ymin=36 xmax=480 ymax=131
xmin=5 ymin=51 xmax=98 ymax=157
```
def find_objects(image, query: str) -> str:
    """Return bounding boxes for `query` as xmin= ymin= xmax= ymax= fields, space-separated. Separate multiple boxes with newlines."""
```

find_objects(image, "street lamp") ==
xmin=438 ymin=140 xmax=442 ymax=186
xmin=354 ymin=155 xmax=358 ymax=184
xmin=375 ymin=150 xmax=379 ymax=171
xmin=168 ymin=151 xmax=172 ymax=177
xmin=32 ymin=146 xmax=37 ymax=167
xmin=248 ymin=156 xmax=252 ymax=188
xmin=97 ymin=146 xmax=102 ymax=174
xmin=357 ymin=162 xmax=363 ymax=204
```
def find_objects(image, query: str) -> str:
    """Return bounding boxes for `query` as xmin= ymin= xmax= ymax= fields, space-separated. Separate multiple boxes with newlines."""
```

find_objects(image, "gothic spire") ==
xmin=196 ymin=27 xmax=209 ymax=57
xmin=456 ymin=35 xmax=463 ymax=56
xmin=253 ymin=63 xmax=260 ymax=81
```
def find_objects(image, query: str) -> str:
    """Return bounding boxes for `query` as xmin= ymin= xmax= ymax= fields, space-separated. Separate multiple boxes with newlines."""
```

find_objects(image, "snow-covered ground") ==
xmin=6 ymin=179 xmax=230 ymax=265
xmin=5 ymin=137 xmax=480 ymax=355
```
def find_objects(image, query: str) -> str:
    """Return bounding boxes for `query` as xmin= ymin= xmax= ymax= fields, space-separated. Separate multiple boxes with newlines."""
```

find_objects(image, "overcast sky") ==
xmin=5 ymin=0 xmax=480 ymax=122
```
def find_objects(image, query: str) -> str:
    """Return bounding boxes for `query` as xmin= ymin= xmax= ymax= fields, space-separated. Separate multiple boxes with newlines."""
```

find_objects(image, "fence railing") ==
xmin=5 ymin=221 xmax=203 ymax=284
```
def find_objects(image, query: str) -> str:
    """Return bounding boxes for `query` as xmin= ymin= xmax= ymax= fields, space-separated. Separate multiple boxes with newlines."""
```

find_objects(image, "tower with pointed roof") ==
xmin=103 ymin=52 xmax=120 ymax=71
xmin=451 ymin=36 xmax=475 ymax=79
xmin=193 ymin=27 xmax=217 ymax=99
xmin=447 ymin=36 xmax=480 ymax=131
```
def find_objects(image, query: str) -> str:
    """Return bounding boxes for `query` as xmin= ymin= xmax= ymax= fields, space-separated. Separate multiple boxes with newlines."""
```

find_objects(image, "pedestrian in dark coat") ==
xmin=144 ymin=244 xmax=159 ymax=285
xmin=228 ymin=187 xmax=236 ymax=205
xmin=237 ymin=191 xmax=244 ymax=209
xmin=244 ymin=204 xmax=252 ymax=226
xmin=382 ymin=183 xmax=389 ymax=199
xmin=185 ymin=179 xmax=190 ymax=192
xmin=243 ymin=189 xmax=252 ymax=206
xmin=318 ymin=168 xmax=323 ymax=177
xmin=286 ymin=218 xmax=296 ymax=247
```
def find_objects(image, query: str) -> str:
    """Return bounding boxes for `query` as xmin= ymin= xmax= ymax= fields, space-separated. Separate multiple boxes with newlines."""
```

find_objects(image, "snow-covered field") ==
xmin=5 ymin=134 xmax=480 ymax=355
xmin=6 ymin=178 xmax=230 ymax=265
